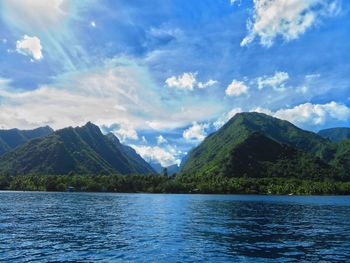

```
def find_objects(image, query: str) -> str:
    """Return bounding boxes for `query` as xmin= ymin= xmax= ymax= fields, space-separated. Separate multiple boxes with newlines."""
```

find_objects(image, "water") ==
xmin=1 ymin=193 xmax=350 ymax=262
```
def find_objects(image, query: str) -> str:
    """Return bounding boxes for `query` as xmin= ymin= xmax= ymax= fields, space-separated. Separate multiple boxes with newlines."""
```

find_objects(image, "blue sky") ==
xmin=0 ymin=0 xmax=349 ymax=166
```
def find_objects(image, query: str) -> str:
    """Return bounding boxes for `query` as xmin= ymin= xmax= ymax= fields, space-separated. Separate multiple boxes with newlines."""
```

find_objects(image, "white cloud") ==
xmin=305 ymin=74 xmax=321 ymax=80
xmin=16 ymin=35 xmax=43 ymax=60
xmin=0 ymin=60 xmax=223 ymax=131
xmin=112 ymin=124 xmax=139 ymax=142
xmin=90 ymin=21 xmax=96 ymax=27
xmin=274 ymin=101 xmax=350 ymax=126
xmin=252 ymin=101 xmax=350 ymax=126
xmin=241 ymin=0 xmax=340 ymax=47
xmin=166 ymin=72 xmax=197 ymax=90
xmin=213 ymin=102 xmax=350 ymax=131
xmin=183 ymin=122 xmax=209 ymax=141
xmin=0 ymin=62 xmax=162 ymax=129
xmin=225 ymin=80 xmax=249 ymax=96
xmin=165 ymin=72 xmax=217 ymax=90
xmin=130 ymin=145 xmax=181 ymax=167
xmin=214 ymin=107 xmax=243 ymax=129
xmin=257 ymin=71 xmax=289 ymax=91
xmin=157 ymin=135 xmax=167 ymax=145
xmin=197 ymin=79 xmax=218 ymax=89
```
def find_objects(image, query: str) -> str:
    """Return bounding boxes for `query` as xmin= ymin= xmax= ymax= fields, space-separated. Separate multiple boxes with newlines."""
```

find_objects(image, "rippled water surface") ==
xmin=1 ymin=192 xmax=350 ymax=262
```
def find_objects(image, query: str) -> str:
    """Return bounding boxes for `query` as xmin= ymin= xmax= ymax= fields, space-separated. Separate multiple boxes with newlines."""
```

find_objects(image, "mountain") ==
xmin=180 ymin=112 xmax=341 ymax=180
xmin=150 ymin=162 xmax=164 ymax=174
xmin=167 ymin=164 xmax=181 ymax=175
xmin=0 ymin=126 xmax=53 ymax=155
xmin=0 ymin=122 xmax=154 ymax=175
xmin=318 ymin=127 xmax=350 ymax=142
xmin=150 ymin=162 xmax=180 ymax=176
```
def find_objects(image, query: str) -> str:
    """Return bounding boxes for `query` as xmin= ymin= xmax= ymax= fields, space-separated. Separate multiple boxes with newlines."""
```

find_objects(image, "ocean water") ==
xmin=1 ymin=192 xmax=350 ymax=262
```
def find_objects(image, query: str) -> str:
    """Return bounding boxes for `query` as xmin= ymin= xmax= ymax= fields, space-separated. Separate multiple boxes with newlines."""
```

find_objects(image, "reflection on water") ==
xmin=1 ymin=192 xmax=350 ymax=262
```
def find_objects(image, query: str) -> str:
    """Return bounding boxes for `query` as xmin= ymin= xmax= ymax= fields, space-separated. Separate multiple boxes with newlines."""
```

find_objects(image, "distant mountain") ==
xmin=0 ymin=122 xmax=154 ymax=175
xmin=150 ymin=162 xmax=163 ymax=174
xmin=0 ymin=126 xmax=53 ymax=155
xmin=150 ymin=162 xmax=180 ymax=176
xmin=318 ymin=127 xmax=350 ymax=142
xmin=180 ymin=112 xmax=344 ymax=180
xmin=167 ymin=164 xmax=180 ymax=175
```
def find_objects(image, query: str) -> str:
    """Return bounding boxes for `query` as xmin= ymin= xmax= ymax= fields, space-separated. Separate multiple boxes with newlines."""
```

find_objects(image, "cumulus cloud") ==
xmin=16 ymin=35 xmax=43 ymax=60
xmin=166 ymin=72 xmax=197 ymax=90
xmin=273 ymin=101 xmax=350 ymax=126
xmin=251 ymin=102 xmax=350 ymax=127
xmin=165 ymin=72 xmax=217 ymax=90
xmin=225 ymin=80 xmax=249 ymax=96
xmin=130 ymin=145 xmax=181 ymax=167
xmin=257 ymin=71 xmax=289 ymax=91
xmin=241 ymin=0 xmax=341 ymax=47
xmin=157 ymin=135 xmax=167 ymax=145
xmin=183 ymin=122 xmax=209 ymax=141
xmin=113 ymin=124 xmax=139 ymax=142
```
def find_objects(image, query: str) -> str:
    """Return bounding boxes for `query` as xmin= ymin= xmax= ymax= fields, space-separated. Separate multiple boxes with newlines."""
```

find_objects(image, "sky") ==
xmin=0 ymin=0 xmax=349 ymax=167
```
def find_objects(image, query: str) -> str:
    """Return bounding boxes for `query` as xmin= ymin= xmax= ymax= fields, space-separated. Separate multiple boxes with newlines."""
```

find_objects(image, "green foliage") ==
xmin=1 ymin=173 xmax=350 ymax=195
xmin=0 ymin=174 xmax=188 ymax=193
xmin=318 ymin=127 xmax=350 ymax=142
xmin=0 ymin=126 xmax=53 ymax=155
xmin=181 ymin=112 xmax=350 ymax=181
xmin=0 ymin=123 xmax=154 ymax=175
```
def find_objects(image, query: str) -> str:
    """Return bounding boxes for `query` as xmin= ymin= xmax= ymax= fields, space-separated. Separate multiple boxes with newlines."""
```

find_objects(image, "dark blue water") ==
xmin=1 ymin=193 xmax=350 ymax=262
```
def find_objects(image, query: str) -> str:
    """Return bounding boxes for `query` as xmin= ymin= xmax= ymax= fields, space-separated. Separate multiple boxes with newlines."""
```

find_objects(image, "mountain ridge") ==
xmin=318 ymin=127 xmax=350 ymax=142
xmin=0 ymin=126 xmax=53 ymax=155
xmin=0 ymin=122 xmax=154 ymax=175
xmin=180 ymin=112 xmax=347 ymax=180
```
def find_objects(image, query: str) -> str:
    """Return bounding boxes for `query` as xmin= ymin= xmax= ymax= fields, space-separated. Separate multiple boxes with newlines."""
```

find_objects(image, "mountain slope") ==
xmin=0 ymin=122 xmax=154 ymax=175
xmin=0 ymin=126 xmax=53 ymax=155
xmin=180 ymin=112 xmax=337 ymax=179
xmin=318 ymin=127 xmax=350 ymax=142
xmin=329 ymin=139 xmax=350 ymax=178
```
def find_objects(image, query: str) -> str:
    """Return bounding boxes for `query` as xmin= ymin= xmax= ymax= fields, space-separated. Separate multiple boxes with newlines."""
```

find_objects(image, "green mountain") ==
xmin=0 ymin=122 xmax=154 ymax=175
xmin=318 ymin=127 xmax=350 ymax=142
xmin=180 ymin=112 xmax=344 ymax=180
xmin=0 ymin=126 xmax=53 ymax=155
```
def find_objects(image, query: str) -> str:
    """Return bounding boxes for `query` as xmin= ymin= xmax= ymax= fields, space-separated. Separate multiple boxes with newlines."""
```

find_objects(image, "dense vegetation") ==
xmin=0 ymin=122 xmax=154 ymax=175
xmin=1 ymin=173 xmax=350 ymax=195
xmin=0 ymin=126 xmax=53 ymax=155
xmin=181 ymin=112 xmax=350 ymax=181
xmin=318 ymin=127 xmax=350 ymax=142
xmin=0 ymin=113 xmax=350 ymax=195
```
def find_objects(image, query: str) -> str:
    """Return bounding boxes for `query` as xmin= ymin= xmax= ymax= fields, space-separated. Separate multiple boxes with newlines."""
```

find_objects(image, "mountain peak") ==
xmin=81 ymin=121 xmax=101 ymax=133
xmin=181 ymin=112 xmax=332 ymax=178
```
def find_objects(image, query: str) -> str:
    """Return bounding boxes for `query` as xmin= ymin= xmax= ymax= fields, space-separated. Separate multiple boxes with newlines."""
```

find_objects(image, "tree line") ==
xmin=1 ymin=173 xmax=350 ymax=195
